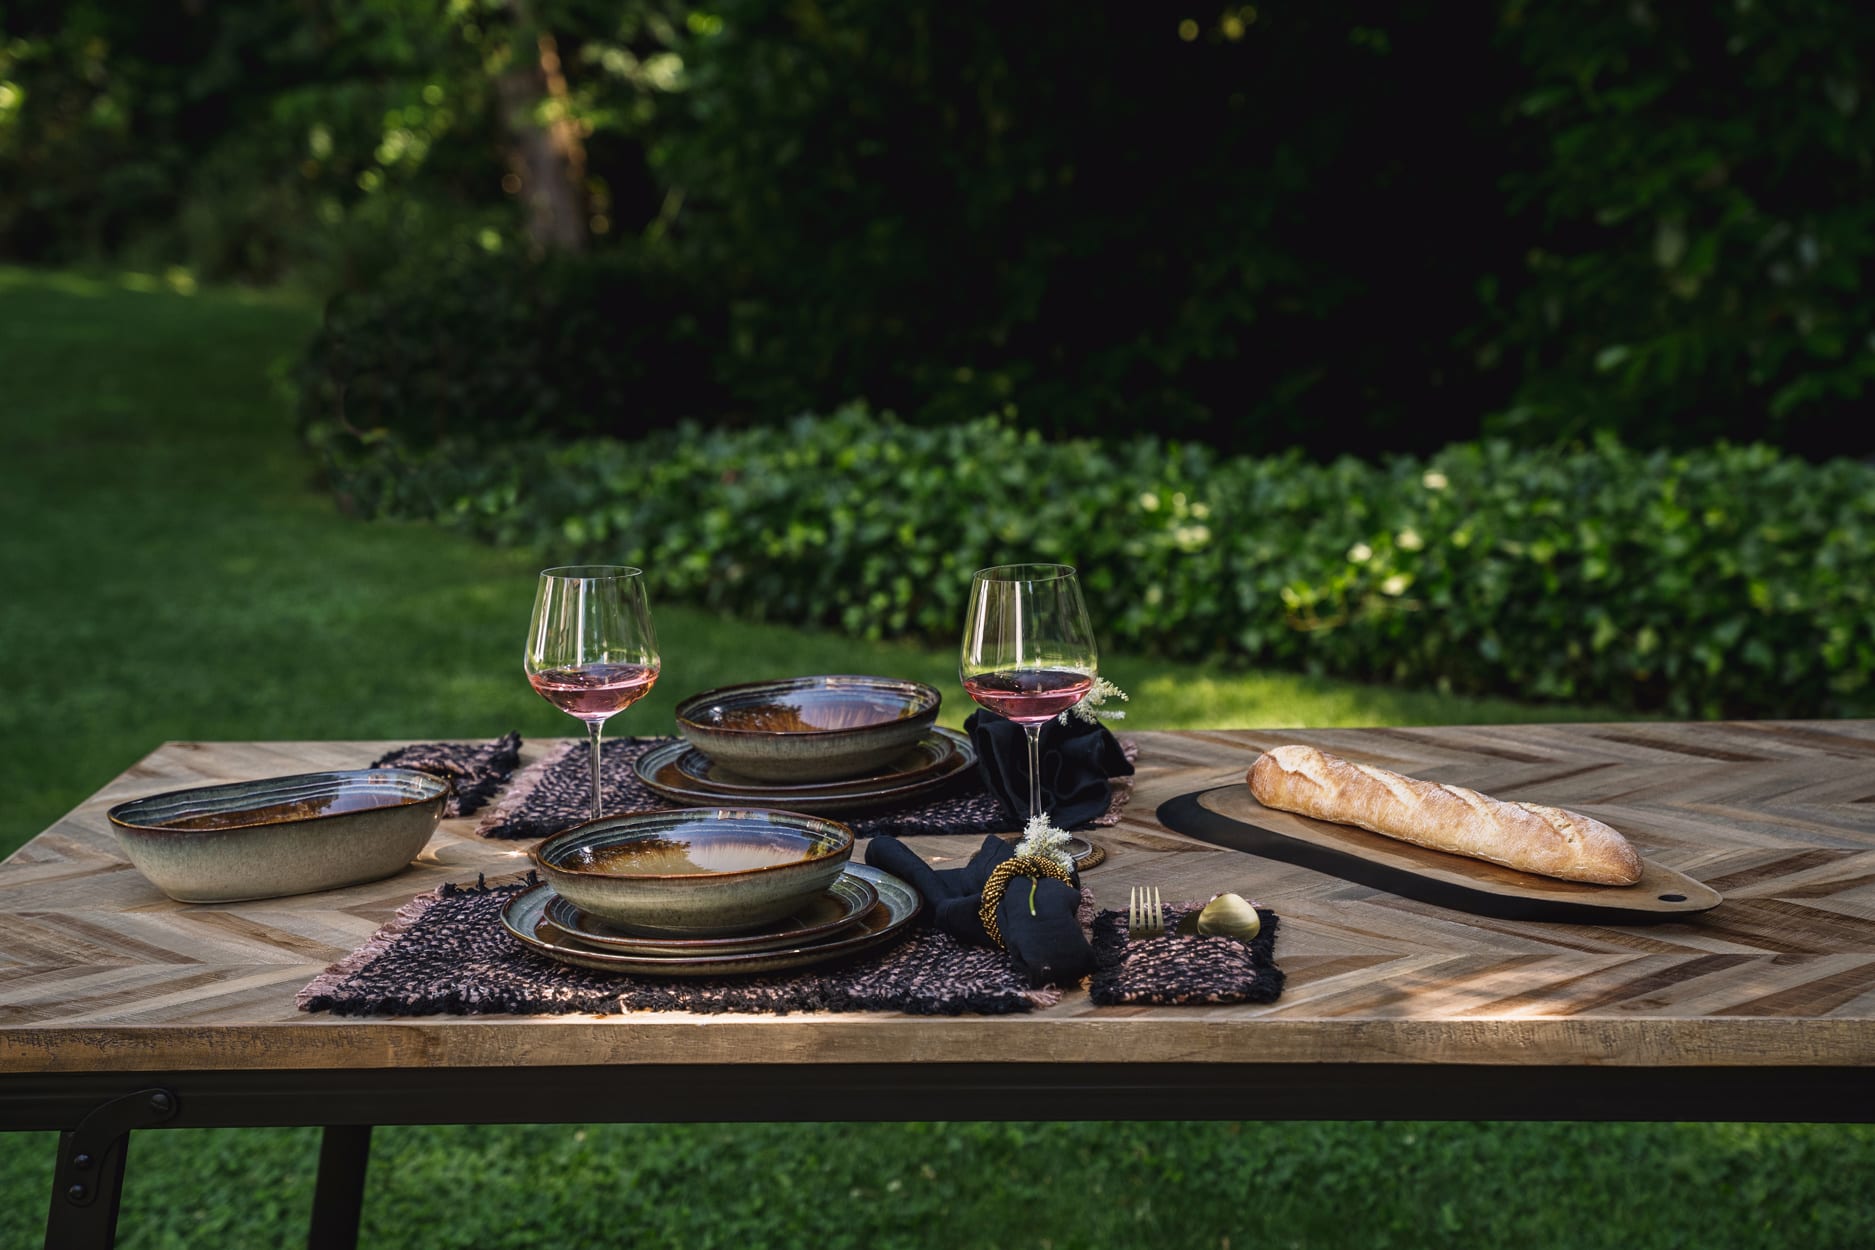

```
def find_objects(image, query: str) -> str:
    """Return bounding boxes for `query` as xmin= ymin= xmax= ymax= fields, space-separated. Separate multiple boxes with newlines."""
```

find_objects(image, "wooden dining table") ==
xmin=4 ymin=721 xmax=1873 ymax=1249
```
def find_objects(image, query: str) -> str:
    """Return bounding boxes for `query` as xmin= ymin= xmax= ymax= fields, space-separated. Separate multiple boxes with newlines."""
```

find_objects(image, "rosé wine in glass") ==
xmin=959 ymin=564 xmax=1099 ymax=825
xmin=527 ymin=661 xmax=660 ymax=723
xmin=525 ymin=566 xmax=660 ymax=821
xmin=959 ymin=668 xmax=1094 ymax=726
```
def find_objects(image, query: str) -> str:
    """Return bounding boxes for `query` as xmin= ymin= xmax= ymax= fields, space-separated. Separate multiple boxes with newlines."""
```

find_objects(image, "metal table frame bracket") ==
xmin=45 ymin=1087 xmax=178 ymax=1250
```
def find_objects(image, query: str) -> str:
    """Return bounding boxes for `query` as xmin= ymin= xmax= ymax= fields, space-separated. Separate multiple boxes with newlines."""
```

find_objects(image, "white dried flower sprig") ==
xmin=1060 ymin=676 xmax=1130 ymax=725
xmin=1014 ymin=814 xmax=1075 ymax=874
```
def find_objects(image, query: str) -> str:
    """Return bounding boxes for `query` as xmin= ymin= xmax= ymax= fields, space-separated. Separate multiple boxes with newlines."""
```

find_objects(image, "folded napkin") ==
xmin=370 ymin=732 xmax=522 ymax=818
xmin=965 ymin=710 xmax=1135 ymax=828
xmin=866 ymin=833 xmax=1095 ymax=988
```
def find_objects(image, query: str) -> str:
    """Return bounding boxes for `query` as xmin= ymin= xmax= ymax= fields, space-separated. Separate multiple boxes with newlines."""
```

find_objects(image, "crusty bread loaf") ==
xmin=1247 ymin=744 xmax=1642 ymax=885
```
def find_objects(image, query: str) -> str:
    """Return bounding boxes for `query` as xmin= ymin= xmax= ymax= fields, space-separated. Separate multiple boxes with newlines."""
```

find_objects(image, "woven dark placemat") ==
xmin=298 ymin=878 xmax=1283 ymax=1018
xmin=474 ymin=738 xmax=677 ymax=840
xmin=1087 ymin=901 xmax=1284 ymax=1007
xmin=470 ymin=736 xmax=1135 ymax=842
xmin=370 ymin=732 xmax=522 ymax=818
xmin=297 ymin=875 xmax=1047 ymax=1016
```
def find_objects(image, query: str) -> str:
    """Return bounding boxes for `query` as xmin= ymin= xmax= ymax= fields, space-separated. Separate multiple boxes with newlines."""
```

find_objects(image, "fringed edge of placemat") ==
xmin=295 ymin=879 xmax=472 ymax=1010
xmin=443 ymin=731 xmax=521 ymax=816
xmin=369 ymin=732 xmax=524 ymax=819
xmin=473 ymin=742 xmax=578 ymax=838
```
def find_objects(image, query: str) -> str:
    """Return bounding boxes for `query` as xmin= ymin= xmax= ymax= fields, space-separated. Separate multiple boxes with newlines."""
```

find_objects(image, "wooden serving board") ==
xmin=1157 ymin=784 xmax=1722 ymax=924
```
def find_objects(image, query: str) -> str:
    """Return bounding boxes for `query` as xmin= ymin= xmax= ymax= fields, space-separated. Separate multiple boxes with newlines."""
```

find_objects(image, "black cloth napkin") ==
xmin=965 ymin=710 xmax=1135 ymax=828
xmin=866 ymin=833 xmax=1094 ymax=988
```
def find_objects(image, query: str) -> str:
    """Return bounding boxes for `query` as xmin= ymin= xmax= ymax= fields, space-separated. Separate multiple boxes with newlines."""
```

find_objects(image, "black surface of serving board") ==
xmin=1156 ymin=785 xmax=1722 ymax=925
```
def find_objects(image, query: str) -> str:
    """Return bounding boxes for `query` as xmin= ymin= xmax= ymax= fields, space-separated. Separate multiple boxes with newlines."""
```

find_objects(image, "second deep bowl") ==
xmin=674 ymin=675 xmax=941 ymax=782
xmin=530 ymin=808 xmax=856 ymax=935
xmin=105 ymin=769 xmax=449 ymax=903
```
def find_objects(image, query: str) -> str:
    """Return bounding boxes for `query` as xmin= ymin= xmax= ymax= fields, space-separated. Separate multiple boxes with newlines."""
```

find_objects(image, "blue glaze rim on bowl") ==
xmin=106 ymin=769 xmax=451 ymax=836
xmin=673 ymin=675 xmax=941 ymax=738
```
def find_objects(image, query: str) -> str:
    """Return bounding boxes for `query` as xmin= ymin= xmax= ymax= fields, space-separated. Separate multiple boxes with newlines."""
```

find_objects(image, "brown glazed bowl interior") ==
xmin=530 ymin=807 xmax=856 ymax=935
xmin=105 ymin=769 xmax=448 ymax=903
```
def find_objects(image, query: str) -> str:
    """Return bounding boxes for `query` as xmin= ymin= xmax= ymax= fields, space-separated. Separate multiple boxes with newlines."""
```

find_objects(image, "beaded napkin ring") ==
xmin=977 ymin=855 xmax=1074 ymax=949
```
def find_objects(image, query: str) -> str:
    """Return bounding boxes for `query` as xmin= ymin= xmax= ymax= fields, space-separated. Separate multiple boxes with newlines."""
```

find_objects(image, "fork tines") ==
xmin=1128 ymin=885 xmax=1166 ymax=941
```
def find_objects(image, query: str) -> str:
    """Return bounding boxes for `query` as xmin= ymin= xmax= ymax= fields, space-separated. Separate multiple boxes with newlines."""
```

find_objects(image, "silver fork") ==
xmin=1127 ymin=885 xmax=1166 ymax=941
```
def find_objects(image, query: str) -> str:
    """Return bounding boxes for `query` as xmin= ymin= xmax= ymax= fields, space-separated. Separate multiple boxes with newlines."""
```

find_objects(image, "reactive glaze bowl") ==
xmin=530 ymin=808 xmax=855 ymax=935
xmin=106 ymin=769 xmax=449 ymax=903
xmin=674 ymin=675 xmax=941 ymax=782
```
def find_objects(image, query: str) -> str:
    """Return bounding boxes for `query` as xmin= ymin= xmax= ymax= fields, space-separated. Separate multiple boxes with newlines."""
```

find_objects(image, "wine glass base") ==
xmin=998 ymin=832 xmax=1106 ymax=872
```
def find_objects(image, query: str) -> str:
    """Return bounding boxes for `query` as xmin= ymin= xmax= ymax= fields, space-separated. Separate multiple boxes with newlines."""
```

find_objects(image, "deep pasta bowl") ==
xmin=674 ymin=675 xmax=942 ymax=782
xmin=530 ymin=808 xmax=855 ymax=935
xmin=106 ymin=769 xmax=449 ymax=903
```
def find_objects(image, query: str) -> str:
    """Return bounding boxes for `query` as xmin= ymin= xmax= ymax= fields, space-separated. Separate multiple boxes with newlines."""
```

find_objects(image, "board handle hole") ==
xmin=1657 ymin=893 xmax=1687 ymax=902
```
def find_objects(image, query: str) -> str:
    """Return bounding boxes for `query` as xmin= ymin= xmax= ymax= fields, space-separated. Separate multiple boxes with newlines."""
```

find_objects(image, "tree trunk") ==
xmin=495 ymin=18 xmax=588 ymax=254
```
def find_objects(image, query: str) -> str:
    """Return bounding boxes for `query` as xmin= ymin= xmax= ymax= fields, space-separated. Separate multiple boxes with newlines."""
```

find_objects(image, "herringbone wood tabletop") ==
xmin=3 ymin=723 xmax=1873 ymax=1075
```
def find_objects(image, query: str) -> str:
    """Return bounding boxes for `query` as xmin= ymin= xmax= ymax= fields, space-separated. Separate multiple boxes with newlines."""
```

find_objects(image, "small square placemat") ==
xmin=1088 ymin=902 xmax=1284 ymax=1006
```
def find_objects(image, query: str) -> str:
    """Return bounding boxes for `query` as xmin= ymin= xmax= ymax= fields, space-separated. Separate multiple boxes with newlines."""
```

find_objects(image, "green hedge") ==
xmin=309 ymin=407 xmax=1875 ymax=718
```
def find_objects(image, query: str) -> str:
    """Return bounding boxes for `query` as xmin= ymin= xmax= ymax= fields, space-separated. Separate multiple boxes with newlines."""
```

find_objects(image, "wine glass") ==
xmin=959 ymin=563 xmax=1099 ymax=827
xmin=524 ymin=565 xmax=661 ymax=822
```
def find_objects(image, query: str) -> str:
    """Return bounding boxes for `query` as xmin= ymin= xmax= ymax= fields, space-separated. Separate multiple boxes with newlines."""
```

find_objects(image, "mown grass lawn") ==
xmin=2 ymin=267 xmax=1870 ymax=1248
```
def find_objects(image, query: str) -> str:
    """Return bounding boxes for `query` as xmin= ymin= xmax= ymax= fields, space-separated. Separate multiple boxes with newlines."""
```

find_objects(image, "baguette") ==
xmin=1247 ymin=744 xmax=1642 ymax=885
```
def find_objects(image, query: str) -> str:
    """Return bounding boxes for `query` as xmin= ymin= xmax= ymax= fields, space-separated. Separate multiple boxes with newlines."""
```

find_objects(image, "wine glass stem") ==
xmin=1024 ymin=722 xmax=1043 ymax=824
xmin=586 ymin=722 xmax=605 ymax=822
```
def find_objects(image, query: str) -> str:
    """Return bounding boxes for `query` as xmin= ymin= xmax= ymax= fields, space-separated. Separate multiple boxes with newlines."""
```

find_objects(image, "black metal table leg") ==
xmin=44 ymin=1127 xmax=131 ymax=1250
xmin=42 ymin=1088 xmax=177 ymax=1250
xmin=307 ymin=1124 xmax=373 ymax=1250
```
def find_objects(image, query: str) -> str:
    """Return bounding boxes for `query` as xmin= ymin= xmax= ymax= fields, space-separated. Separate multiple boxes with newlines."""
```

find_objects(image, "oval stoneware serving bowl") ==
xmin=674 ymin=675 xmax=941 ymax=782
xmin=531 ymin=808 xmax=856 ymax=935
xmin=106 ymin=769 xmax=449 ymax=903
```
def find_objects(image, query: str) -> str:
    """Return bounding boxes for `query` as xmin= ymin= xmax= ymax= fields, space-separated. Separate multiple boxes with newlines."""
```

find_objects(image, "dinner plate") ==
xmin=537 ymin=870 xmax=878 ymax=956
xmin=674 ymin=731 xmax=965 ymax=795
xmin=636 ymin=728 xmax=977 ymax=813
xmin=500 ymin=863 xmax=922 ymax=977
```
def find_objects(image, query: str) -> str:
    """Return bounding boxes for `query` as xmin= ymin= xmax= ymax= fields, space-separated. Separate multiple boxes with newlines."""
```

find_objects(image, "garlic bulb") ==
xmin=1195 ymin=891 xmax=1262 ymax=941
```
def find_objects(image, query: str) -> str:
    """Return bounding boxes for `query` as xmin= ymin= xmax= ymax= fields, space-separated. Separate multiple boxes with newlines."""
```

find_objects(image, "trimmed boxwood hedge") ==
xmin=308 ymin=406 xmax=1875 ymax=718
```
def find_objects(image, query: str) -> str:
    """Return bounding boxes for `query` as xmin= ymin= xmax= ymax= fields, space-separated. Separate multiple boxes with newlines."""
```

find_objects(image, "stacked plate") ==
xmin=635 ymin=726 xmax=977 ymax=814
xmin=501 ymin=863 xmax=922 ymax=977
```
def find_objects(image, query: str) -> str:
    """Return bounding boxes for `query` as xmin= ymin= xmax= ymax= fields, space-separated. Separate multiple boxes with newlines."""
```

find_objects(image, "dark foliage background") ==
xmin=648 ymin=1 xmax=1515 ymax=455
xmin=8 ymin=2 xmax=1875 ymax=457
xmin=1482 ymin=2 xmax=1875 ymax=460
